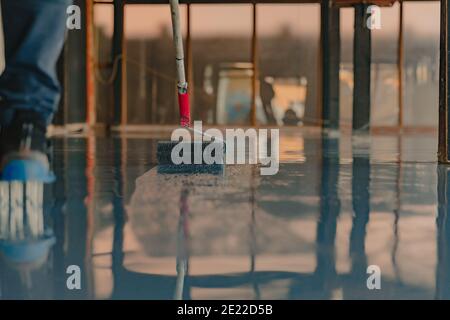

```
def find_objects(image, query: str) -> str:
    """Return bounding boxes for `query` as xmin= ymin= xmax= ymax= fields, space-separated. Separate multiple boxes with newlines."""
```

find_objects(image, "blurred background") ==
xmin=59 ymin=0 xmax=439 ymax=129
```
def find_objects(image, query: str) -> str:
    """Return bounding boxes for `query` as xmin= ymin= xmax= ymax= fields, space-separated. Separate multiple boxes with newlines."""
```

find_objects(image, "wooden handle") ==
xmin=169 ymin=0 xmax=187 ymax=90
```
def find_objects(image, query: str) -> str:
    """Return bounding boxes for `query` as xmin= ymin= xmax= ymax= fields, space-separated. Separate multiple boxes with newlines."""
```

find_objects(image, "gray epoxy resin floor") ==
xmin=0 ymin=128 xmax=447 ymax=300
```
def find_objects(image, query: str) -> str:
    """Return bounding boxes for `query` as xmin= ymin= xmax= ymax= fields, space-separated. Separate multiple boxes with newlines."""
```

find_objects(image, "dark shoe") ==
xmin=0 ymin=110 xmax=54 ymax=182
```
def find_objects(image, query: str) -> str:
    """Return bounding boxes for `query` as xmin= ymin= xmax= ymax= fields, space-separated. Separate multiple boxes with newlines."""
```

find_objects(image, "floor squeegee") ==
xmin=156 ymin=0 xmax=225 ymax=174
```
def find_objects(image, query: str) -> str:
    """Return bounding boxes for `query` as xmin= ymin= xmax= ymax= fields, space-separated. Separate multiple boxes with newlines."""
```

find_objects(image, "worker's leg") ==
xmin=0 ymin=0 xmax=71 ymax=178
xmin=0 ymin=0 xmax=71 ymax=126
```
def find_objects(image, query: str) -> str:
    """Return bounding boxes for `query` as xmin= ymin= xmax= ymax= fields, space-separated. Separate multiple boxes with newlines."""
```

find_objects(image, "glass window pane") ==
xmin=404 ymin=1 xmax=439 ymax=127
xmin=257 ymin=4 xmax=320 ymax=126
xmin=191 ymin=4 xmax=253 ymax=125
xmin=124 ymin=5 xmax=187 ymax=125
xmin=94 ymin=4 xmax=114 ymax=124
xmin=371 ymin=3 xmax=400 ymax=127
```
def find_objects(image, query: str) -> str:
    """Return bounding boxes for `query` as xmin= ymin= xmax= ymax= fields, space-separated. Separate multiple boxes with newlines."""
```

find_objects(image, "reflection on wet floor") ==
xmin=0 ymin=128 xmax=448 ymax=299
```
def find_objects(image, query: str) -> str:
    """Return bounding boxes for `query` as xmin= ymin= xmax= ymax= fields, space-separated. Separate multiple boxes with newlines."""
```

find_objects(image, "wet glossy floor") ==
xmin=1 ymin=128 xmax=449 ymax=299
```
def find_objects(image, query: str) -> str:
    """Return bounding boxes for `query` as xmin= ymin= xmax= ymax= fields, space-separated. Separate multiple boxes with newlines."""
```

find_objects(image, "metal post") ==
xmin=86 ymin=0 xmax=96 ymax=127
xmin=321 ymin=0 xmax=340 ymax=129
xmin=439 ymin=0 xmax=449 ymax=163
xmin=112 ymin=0 xmax=125 ymax=126
xmin=398 ymin=1 xmax=404 ymax=128
xmin=251 ymin=3 xmax=258 ymax=127
xmin=62 ymin=0 xmax=87 ymax=124
xmin=353 ymin=4 xmax=371 ymax=132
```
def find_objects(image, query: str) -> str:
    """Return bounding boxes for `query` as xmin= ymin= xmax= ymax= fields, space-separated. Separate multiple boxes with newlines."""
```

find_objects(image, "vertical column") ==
xmin=86 ymin=0 xmax=96 ymax=126
xmin=439 ymin=0 xmax=449 ymax=163
xmin=112 ymin=0 xmax=125 ymax=126
xmin=251 ymin=4 xmax=258 ymax=127
xmin=321 ymin=0 xmax=341 ymax=129
xmin=353 ymin=4 xmax=371 ymax=132
xmin=62 ymin=0 xmax=87 ymax=124
xmin=398 ymin=1 xmax=404 ymax=128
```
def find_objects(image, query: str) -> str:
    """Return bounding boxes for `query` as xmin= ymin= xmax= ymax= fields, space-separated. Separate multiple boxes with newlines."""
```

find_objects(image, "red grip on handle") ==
xmin=178 ymin=92 xmax=191 ymax=127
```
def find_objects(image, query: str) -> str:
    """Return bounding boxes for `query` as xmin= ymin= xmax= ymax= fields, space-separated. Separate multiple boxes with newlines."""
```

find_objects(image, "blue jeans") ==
xmin=0 ymin=0 xmax=71 ymax=125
